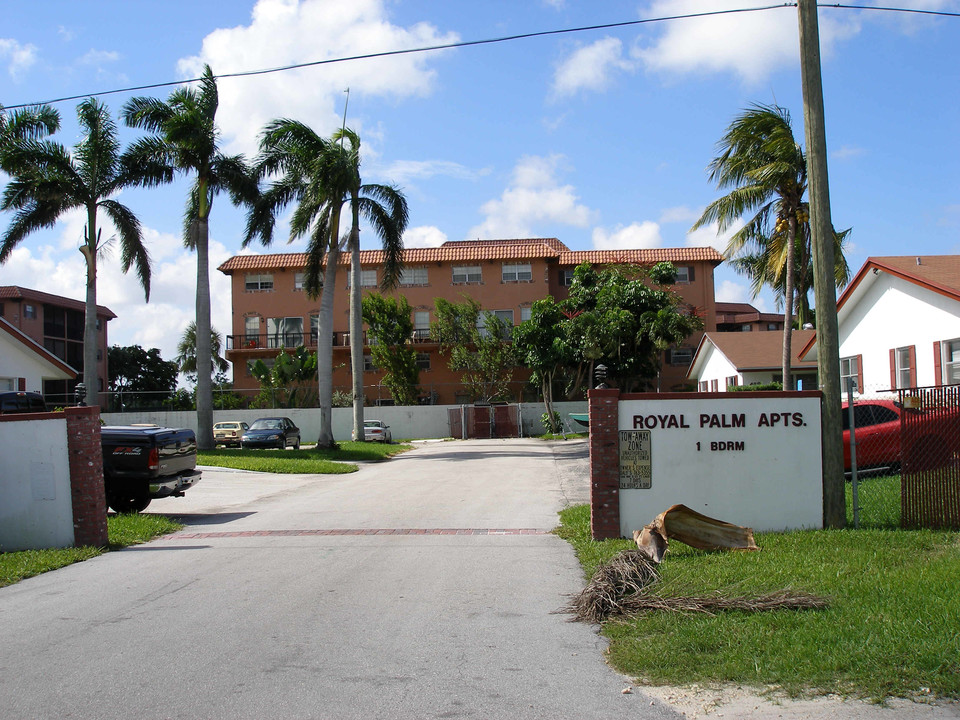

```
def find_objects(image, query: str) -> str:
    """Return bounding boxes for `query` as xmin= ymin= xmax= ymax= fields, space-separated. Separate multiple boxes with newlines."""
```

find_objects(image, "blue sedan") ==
xmin=241 ymin=417 xmax=301 ymax=450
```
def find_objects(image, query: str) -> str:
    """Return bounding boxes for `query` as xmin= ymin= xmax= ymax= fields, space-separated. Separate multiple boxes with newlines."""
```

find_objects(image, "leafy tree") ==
xmin=108 ymin=345 xmax=178 ymax=409
xmin=175 ymin=320 xmax=229 ymax=379
xmin=432 ymin=297 xmax=518 ymax=403
xmin=2 ymin=98 xmax=152 ymax=404
xmin=513 ymin=298 xmax=574 ymax=433
xmin=333 ymin=128 xmax=408 ymax=442
xmin=122 ymin=65 xmax=257 ymax=449
xmin=244 ymin=119 xmax=356 ymax=447
xmin=691 ymin=103 xmax=849 ymax=387
xmin=362 ymin=293 xmax=420 ymax=405
xmin=250 ymin=346 xmax=318 ymax=408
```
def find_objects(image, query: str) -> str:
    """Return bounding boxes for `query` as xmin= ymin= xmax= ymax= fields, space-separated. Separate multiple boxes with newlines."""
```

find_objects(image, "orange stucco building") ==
xmin=217 ymin=238 xmax=723 ymax=405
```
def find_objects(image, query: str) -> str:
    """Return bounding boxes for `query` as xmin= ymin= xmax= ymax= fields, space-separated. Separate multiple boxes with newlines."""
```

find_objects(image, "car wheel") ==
xmin=107 ymin=490 xmax=151 ymax=514
xmin=294 ymin=438 xmax=301 ymax=450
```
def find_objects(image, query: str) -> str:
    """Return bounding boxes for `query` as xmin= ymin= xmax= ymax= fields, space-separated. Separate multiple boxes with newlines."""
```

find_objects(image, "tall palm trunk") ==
xmin=195 ymin=212 xmax=213 ymax=449
xmin=781 ymin=216 xmax=797 ymax=391
xmin=348 ymin=213 xmax=365 ymax=441
xmin=316 ymin=244 xmax=340 ymax=448
xmin=80 ymin=204 xmax=99 ymax=406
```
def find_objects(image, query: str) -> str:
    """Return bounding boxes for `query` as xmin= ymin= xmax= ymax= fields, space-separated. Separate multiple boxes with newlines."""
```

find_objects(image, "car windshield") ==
xmin=364 ymin=422 xmax=382 ymax=428
xmin=250 ymin=419 xmax=282 ymax=430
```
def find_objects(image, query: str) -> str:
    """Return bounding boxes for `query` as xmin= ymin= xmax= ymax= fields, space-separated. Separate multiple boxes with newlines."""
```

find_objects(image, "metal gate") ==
xmin=447 ymin=404 xmax=519 ymax=439
xmin=898 ymin=385 xmax=960 ymax=529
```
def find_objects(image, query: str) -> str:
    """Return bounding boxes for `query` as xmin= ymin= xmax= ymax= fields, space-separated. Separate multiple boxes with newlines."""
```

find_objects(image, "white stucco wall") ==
xmin=101 ymin=401 xmax=589 ymax=442
xmin=617 ymin=394 xmax=823 ymax=534
xmin=692 ymin=344 xmax=738 ymax=388
xmin=837 ymin=274 xmax=960 ymax=393
xmin=0 ymin=333 xmax=69 ymax=393
xmin=0 ymin=416 xmax=75 ymax=551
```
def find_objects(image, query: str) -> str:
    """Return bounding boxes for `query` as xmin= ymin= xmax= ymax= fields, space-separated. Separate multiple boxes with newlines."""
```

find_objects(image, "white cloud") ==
xmin=467 ymin=154 xmax=595 ymax=239
xmin=636 ymin=0 xmax=859 ymax=84
xmin=176 ymin=0 xmax=459 ymax=156
xmin=79 ymin=49 xmax=119 ymax=66
xmin=715 ymin=279 xmax=751 ymax=303
xmin=658 ymin=205 xmax=699 ymax=225
xmin=0 ymin=38 xmax=38 ymax=80
xmin=832 ymin=145 xmax=865 ymax=161
xmin=403 ymin=226 xmax=447 ymax=248
xmin=592 ymin=221 xmax=663 ymax=250
xmin=552 ymin=37 xmax=635 ymax=98
xmin=381 ymin=159 xmax=486 ymax=184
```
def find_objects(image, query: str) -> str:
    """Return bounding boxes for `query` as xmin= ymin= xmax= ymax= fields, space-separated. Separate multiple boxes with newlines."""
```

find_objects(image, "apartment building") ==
xmin=715 ymin=302 xmax=787 ymax=333
xmin=217 ymin=238 xmax=723 ymax=404
xmin=0 ymin=286 xmax=115 ymax=408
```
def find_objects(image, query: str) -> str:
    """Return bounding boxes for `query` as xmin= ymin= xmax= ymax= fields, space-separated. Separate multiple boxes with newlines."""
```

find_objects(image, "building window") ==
xmin=559 ymin=269 xmax=575 ymax=287
xmin=892 ymin=346 xmax=915 ymax=389
xmin=698 ymin=381 xmax=708 ymax=392
xmin=669 ymin=347 xmax=693 ymax=366
xmin=502 ymin=263 xmax=532 ymax=283
xmin=245 ymin=273 xmax=274 ymax=291
xmin=294 ymin=272 xmax=305 ymax=290
xmin=347 ymin=269 xmax=378 ymax=288
xmin=413 ymin=311 xmax=430 ymax=342
xmin=416 ymin=352 xmax=431 ymax=370
xmin=740 ymin=324 xmax=752 ymax=332
xmin=480 ymin=310 xmax=513 ymax=340
xmin=399 ymin=267 xmax=429 ymax=286
xmin=675 ymin=266 xmax=695 ymax=284
xmin=24 ymin=303 xmax=37 ymax=319
xmin=452 ymin=265 xmax=482 ymax=284
xmin=726 ymin=375 xmax=739 ymax=389
xmin=520 ymin=306 xmax=532 ymax=323
xmin=840 ymin=356 xmax=860 ymax=393
xmin=941 ymin=339 xmax=960 ymax=385
xmin=766 ymin=323 xmax=779 ymax=331
xmin=363 ymin=354 xmax=378 ymax=372
xmin=267 ymin=317 xmax=303 ymax=348
xmin=710 ymin=379 xmax=719 ymax=392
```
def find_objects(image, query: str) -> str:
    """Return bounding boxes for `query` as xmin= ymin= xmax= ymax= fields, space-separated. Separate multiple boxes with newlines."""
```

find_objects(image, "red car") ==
xmin=842 ymin=399 xmax=959 ymax=473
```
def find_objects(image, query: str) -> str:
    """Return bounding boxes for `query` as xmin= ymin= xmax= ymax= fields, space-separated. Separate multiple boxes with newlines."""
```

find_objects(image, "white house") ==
xmin=0 ymin=317 xmax=76 ymax=395
xmin=800 ymin=255 xmax=960 ymax=396
xmin=688 ymin=329 xmax=818 ymax=391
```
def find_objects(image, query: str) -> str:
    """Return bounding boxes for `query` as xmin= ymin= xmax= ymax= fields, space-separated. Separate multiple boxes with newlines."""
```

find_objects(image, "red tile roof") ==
xmin=0 ymin=285 xmax=117 ymax=319
xmin=700 ymin=329 xmax=818 ymax=372
xmin=217 ymin=239 xmax=724 ymax=273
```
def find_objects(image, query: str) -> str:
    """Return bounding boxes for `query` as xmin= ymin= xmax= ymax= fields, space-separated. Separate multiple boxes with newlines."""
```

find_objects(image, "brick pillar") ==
xmin=589 ymin=388 xmax=621 ymax=539
xmin=65 ymin=406 xmax=108 ymax=548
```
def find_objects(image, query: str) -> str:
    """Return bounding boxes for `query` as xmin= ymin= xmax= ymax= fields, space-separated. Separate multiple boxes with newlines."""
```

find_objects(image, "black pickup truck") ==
xmin=101 ymin=425 xmax=202 ymax=513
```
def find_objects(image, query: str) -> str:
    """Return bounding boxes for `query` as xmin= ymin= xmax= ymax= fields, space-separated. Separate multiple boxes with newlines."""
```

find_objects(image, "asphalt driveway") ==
xmin=0 ymin=438 xmax=682 ymax=720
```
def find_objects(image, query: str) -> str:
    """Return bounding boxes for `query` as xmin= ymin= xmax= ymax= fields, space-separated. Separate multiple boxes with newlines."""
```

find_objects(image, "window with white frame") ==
xmin=413 ymin=311 xmax=430 ymax=342
xmin=675 ymin=266 xmax=694 ymax=284
xmin=669 ymin=347 xmax=693 ymax=366
xmin=245 ymin=273 xmax=273 ymax=291
xmin=840 ymin=356 xmax=859 ymax=393
xmin=294 ymin=272 xmax=305 ymax=290
xmin=346 ymin=269 xmax=378 ymax=288
xmin=559 ymin=269 xmax=575 ymax=286
xmin=502 ymin=263 xmax=532 ymax=282
xmin=726 ymin=375 xmax=739 ymax=389
xmin=267 ymin=317 xmax=303 ymax=348
xmin=452 ymin=265 xmax=482 ymax=284
xmin=894 ymin=346 xmax=913 ymax=389
xmin=942 ymin=339 xmax=960 ymax=385
xmin=24 ymin=303 xmax=37 ymax=319
xmin=480 ymin=310 xmax=514 ymax=340
xmin=399 ymin=267 xmax=429 ymax=286
xmin=520 ymin=306 xmax=532 ymax=323
xmin=244 ymin=316 xmax=261 ymax=347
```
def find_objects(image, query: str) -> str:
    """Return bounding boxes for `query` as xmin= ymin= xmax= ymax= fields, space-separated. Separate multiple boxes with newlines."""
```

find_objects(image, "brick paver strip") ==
xmin=166 ymin=528 xmax=551 ymax=540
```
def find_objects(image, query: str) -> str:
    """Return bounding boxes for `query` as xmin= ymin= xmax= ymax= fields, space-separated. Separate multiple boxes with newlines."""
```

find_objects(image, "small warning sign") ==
xmin=619 ymin=430 xmax=652 ymax=489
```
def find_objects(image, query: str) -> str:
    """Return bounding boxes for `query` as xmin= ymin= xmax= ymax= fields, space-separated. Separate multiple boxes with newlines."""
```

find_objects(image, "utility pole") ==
xmin=798 ymin=0 xmax=845 ymax=528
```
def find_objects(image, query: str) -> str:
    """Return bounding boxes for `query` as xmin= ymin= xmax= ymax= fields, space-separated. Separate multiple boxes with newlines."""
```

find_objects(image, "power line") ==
xmin=4 ymin=2 xmax=957 ymax=111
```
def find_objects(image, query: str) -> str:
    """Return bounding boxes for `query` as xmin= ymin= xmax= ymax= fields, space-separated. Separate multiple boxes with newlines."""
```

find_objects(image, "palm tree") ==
xmin=0 ymin=103 xmax=60 ymax=162
xmin=1 ymin=98 xmax=151 ymax=405
xmin=175 ymin=320 xmax=229 ymax=376
xmin=122 ymin=65 xmax=256 ymax=449
xmin=244 ymin=118 xmax=355 ymax=447
xmin=333 ymin=128 xmax=408 ymax=442
xmin=692 ymin=103 xmax=847 ymax=389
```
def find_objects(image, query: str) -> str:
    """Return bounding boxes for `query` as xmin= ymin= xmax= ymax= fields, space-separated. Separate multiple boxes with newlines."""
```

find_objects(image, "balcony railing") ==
xmin=226 ymin=330 xmax=441 ymax=351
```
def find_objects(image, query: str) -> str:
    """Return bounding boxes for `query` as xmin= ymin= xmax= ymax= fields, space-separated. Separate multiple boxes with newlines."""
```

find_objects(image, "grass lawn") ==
xmin=198 ymin=440 xmax=413 ymax=473
xmin=556 ymin=503 xmax=960 ymax=701
xmin=0 ymin=513 xmax=182 ymax=588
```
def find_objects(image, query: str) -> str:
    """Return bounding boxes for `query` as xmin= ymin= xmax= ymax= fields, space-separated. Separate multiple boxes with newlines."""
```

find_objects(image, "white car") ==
xmin=362 ymin=420 xmax=392 ymax=443
xmin=213 ymin=421 xmax=249 ymax=448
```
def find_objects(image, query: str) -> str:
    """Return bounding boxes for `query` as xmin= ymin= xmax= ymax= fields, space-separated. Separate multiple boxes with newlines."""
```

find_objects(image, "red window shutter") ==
xmin=889 ymin=348 xmax=896 ymax=388
xmin=908 ymin=345 xmax=917 ymax=387
xmin=934 ymin=341 xmax=943 ymax=386
xmin=18 ymin=377 xmax=26 ymax=391
xmin=856 ymin=354 xmax=864 ymax=393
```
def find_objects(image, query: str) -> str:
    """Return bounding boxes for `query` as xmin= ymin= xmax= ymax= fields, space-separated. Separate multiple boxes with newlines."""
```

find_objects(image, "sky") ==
xmin=1 ymin=0 xmax=958 ymax=380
